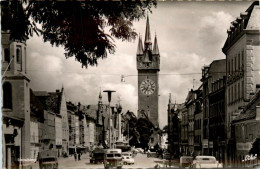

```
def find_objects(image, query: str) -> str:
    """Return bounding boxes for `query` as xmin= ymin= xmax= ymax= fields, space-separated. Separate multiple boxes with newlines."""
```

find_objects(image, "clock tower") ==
xmin=137 ymin=16 xmax=160 ymax=128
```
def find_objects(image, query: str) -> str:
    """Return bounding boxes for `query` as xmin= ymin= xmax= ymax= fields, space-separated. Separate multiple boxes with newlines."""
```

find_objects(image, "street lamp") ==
xmin=103 ymin=90 xmax=116 ymax=149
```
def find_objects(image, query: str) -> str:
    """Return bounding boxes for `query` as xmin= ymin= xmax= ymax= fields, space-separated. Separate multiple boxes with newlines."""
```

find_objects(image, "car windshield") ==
xmin=115 ymin=154 xmax=121 ymax=157
xmin=107 ymin=153 xmax=121 ymax=158
xmin=107 ymin=154 xmax=113 ymax=157
xmin=196 ymin=157 xmax=216 ymax=162
xmin=42 ymin=158 xmax=56 ymax=162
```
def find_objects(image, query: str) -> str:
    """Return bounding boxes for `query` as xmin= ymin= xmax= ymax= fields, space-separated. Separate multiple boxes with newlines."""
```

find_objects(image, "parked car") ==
xmin=90 ymin=148 xmax=105 ymax=164
xmin=122 ymin=152 xmax=132 ymax=158
xmin=162 ymin=153 xmax=171 ymax=160
xmin=192 ymin=156 xmax=223 ymax=168
xmin=122 ymin=156 xmax=134 ymax=165
xmin=136 ymin=148 xmax=144 ymax=153
xmin=38 ymin=150 xmax=58 ymax=169
xmin=180 ymin=156 xmax=193 ymax=168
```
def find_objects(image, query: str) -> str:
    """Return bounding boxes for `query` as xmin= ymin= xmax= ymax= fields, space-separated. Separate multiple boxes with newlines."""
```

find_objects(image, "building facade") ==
xmin=180 ymin=104 xmax=189 ymax=155
xmin=30 ymin=90 xmax=44 ymax=161
xmin=2 ymin=31 xmax=31 ymax=169
xmin=222 ymin=1 xmax=260 ymax=164
xmin=233 ymin=89 xmax=260 ymax=167
xmin=201 ymin=59 xmax=227 ymax=156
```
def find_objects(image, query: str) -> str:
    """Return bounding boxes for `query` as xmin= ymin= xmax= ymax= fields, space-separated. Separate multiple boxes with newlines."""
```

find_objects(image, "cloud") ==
xmin=197 ymin=11 xmax=234 ymax=62
xmin=25 ymin=2 xmax=251 ymax=128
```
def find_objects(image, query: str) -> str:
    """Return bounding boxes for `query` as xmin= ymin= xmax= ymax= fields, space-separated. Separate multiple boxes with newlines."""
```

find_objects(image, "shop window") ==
xmin=3 ymin=82 xmax=12 ymax=109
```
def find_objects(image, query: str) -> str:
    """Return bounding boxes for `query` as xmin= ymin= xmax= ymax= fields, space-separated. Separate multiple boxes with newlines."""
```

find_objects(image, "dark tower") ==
xmin=137 ymin=16 xmax=160 ymax=128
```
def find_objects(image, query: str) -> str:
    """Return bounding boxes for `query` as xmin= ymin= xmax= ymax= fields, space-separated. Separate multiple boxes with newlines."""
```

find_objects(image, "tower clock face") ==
xmin=140 ymin=79 xmax=156 ymax=95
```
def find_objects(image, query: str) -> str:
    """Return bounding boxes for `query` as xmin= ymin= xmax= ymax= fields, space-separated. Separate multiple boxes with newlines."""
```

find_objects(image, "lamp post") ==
xmin=111 ymin=106 xmax=115 ymax=148
xmin=103 ymin=90 xmax=116 ymax=149
xmin=117 ymin=105 xmax=122 ymax=142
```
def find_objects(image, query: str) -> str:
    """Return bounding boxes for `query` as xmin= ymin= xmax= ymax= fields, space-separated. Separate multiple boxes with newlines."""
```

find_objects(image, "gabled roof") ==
xmin=35 ymin=89 xmax=64 ymax=114
xmin=45 ymin=92 xmax=61 ymax=114
xmin=30 ymin=89 xmax=44 ymax=121
xmin=233 ymin=90 xmax=260 ymax=123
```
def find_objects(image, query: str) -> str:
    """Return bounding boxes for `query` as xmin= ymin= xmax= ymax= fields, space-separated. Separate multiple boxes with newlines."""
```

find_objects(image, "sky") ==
xmin=26 ymin=1 xmax=253 ymax=128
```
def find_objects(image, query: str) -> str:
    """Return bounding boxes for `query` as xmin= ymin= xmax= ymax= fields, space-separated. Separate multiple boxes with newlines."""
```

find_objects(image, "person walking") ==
xmin=74 ymin=152 xmax=77 ymax=161
xmin=78 ymin=152 xmax=81 ymax=160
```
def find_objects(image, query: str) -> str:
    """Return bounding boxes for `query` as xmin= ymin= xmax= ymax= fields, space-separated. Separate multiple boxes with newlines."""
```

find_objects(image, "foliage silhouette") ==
xmin=1 ymin=1 xmax=156 ymax=68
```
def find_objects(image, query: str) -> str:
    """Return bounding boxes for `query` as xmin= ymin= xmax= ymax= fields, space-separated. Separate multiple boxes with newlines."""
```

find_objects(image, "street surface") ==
xmin=57 ymin=153 xmax=173 ymax=169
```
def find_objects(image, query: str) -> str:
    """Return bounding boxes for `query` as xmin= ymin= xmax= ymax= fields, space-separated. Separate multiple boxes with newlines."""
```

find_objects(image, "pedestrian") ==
xmin=78 ymin=152 xmax=81 ymax=160
xmin=74 ymin=152 xmax=77 ymax=161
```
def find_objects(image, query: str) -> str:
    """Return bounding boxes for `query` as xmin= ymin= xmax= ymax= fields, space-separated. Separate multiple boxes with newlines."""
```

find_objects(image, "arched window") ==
xmin=3 ymin=82 xmax=12 ymax=109
xmin=4 ymin=49 xmax=10 ymax=62
xmin=16 ymin=48 xmax=21 ymax=63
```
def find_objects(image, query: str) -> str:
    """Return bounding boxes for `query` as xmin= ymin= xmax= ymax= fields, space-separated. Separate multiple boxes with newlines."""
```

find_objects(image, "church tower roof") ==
xmin=144 ymin=15 xmax=152 ymax=50
xmin=153 ymin=34 xmax=159 ymax=55
xmin=99 ymin=90 xmax=102 ymax=100
xmin=136 ymin=35 xmax=144 ymax=55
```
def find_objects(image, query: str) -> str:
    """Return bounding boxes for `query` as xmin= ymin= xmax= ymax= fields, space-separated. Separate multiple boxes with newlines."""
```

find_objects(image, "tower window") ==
xmin=3 ymin=82 xmax=12 ymax=109
xmin=4 ymin=49 xmax=10 ymax=62
xmin=16 ymin=47 xmax=21 ymax=63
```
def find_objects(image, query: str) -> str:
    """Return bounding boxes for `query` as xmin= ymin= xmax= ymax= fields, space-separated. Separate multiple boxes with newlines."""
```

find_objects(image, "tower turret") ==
xmin=144 ymin=15 xmax=152 ymax=50
xmin=136 ymin=35 xmax=144 ymax=55
xmin=153 ymin=34 xmax=159 ymax=55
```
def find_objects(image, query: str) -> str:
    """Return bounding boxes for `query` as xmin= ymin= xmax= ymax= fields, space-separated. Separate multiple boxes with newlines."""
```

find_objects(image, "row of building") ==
xmin=168 ymin=1 xmax=260 ymax=166
xmin=1 ymin=31 xmax=126 ymax=169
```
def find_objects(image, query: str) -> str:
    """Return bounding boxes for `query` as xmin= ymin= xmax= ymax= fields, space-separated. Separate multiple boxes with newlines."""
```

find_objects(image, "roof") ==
xmin=136 ymin=35 xmax=144 ymax=55
xmin=33 ymin=91 xmax=50 ymax=97
xmin=30 ymin=89 xmax=44 ymax=120
xmin=144 ymin=15 xmax=152 ymax=44
xmin=81 ymin=105 xmax=97 ymax=121
xmin=35 ymin=88 xmax=64 ymax=114
xmin=45 ymin=92 xmax=61 ymax=113
xmin=222 ymin=2 xmax=259 ymax=52
xmin=245 ymin=1 xmax=260 ymax=30
xmin=152 ymin=35 xmax=159 ymax=55
xmin=233 ymin=90 xmax=260 ymax=123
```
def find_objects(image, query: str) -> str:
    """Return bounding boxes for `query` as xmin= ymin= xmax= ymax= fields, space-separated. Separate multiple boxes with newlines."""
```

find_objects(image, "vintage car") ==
xmin=90 ymin=148 xmax=105 ymax=164
xmin=180 ymin=156 xmax=193 ymax=168
xmin=162 ymin=153 xmax=171 ymax=160
xmin=104 ymin=149 xmax=123 ymax=169
xmin=122 ymin=156 xmax=134 ymax=165
xmin=38 ymin=150 xmax=58 ymax=169
xmin=192 ymin=156 xmax=223 ymax=168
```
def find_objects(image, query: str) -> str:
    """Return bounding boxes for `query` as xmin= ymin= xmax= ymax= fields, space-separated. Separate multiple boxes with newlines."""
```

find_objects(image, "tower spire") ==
xmin=99 ymin=88 xmax=102 ymax=100
xmin=169 ymin=93 xmax=172 ymax=104
xmin=136 ymin=34 xmax=144 ymax=55
xmin=153 ymin=33 xmax=159 ymax=55
xmin=144 ymin=15 xmax=152 ymax=50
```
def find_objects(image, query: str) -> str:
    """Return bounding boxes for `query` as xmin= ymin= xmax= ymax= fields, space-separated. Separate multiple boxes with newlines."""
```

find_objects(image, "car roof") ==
xmin=196 ymin=156 xmax=215 ymax=158
xmin=195 ymin=156 xmax=216 ymax=160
